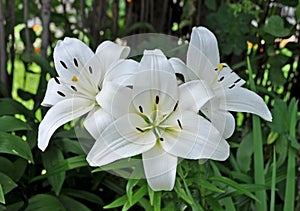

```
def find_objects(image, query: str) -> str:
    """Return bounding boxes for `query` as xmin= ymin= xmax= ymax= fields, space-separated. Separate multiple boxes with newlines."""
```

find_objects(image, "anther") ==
xmin=54 ymin=77 xmax=60 ymax=84
xmin=138 ymin=105 xmax=143 ymax=113
xmin=57 ymin=91 xmax=66 ymax=97
xmin=60 ymin=60 xmax=68 ymax=69
xmin=136 ymin=127 xmax=144 ymax=132
xmin=72 ymin=76 xmax=78 ymax=82
xmin=228 ymin=84 xmax=235 ymax=89
xmin=89 ymin=66 xmax=93 ymax=74
xmin=173 ymin=101 xmax=179 ymax=111
xmin=159 ymin=137 xmax=164 ymax=141
xmin=218 ymin=76 xmax=224 ymax=82
xmin=73 ymin=58 xmax=78 ymax=67
xmin=177 ymin=119 xmax=183 ymax=129
xmin=234 ymin=78 xmax=241 ymax=84
xmin=155 ymin=95 xmax=159 ymax=104
xmin=71 ymin=85 xmax=77 ymax=92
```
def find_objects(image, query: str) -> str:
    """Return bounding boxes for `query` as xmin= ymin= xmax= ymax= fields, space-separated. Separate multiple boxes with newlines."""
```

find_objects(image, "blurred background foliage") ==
xmin=0 ymin=0 xmax=299 ymax=210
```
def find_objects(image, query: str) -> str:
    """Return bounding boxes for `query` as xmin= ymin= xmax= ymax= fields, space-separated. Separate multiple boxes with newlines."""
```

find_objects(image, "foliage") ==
xmin=0 ymin=0 xmax=299 ymax=210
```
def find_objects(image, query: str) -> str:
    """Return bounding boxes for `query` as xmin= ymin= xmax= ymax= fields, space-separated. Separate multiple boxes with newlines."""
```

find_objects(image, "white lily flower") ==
xmin=38 ymin=37 xmax=138 ymax=151
xmin=86 ymin=49 xmax=229 ymax=191
xmin=170 ymin=26 xmax=272 ymax=138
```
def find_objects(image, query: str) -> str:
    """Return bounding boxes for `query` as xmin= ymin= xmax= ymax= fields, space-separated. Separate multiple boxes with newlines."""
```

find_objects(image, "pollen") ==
xmin=72 ymin=76 xmax=78 ymax=82
xmin=217 ymin=64 xmax=224 ymax=71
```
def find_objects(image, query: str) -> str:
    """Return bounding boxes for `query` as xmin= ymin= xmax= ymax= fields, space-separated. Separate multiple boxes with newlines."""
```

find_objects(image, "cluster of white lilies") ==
xmin=38 ymin=26 xmax=272 ymax=191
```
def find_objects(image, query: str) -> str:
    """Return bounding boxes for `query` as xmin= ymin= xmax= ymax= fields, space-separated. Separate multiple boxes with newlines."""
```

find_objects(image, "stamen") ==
xmin=72 ymin=76 xmax=78 ymax=82
xmin=173 ymin=101 xmax=179 ymax=111
xmin=89 ymin=66 xmax=93 ymax=74
xmin=228 ymin=84 xmax=235 ymax=89
xmin=138 ymin=105 xmax=143 ymax=113
xmin=73 ymin=58 xmax=78 ymax=67
xmin=54 ymin=77 xmax=60 ymax=84
xmin=155 ymin=95 xmax=159 ymax=104
xmin=57 ymin=91 xmax=66 ymax=97
xmin=159 ymin=137 xmax=164 ymax=141
xmin=218 ymin=76 xmax=224 ymax=82
xmin=234 ymin=78 xmax=241 ymax=83
xmin=60 ymin=60 xmax=68 ymax=69
xmin=71 ymin=85 xmax=77 ymax=92
xmin=177 ymin=119 xmax=183 ymax=129
xmin=136 ymin=127 xmax=144 ymax=132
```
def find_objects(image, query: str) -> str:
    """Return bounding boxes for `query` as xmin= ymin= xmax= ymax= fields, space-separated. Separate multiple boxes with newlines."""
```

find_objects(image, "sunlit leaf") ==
xmin=0 ymin=116 xmax=32 ymax=132
xmin=0 ymin=132 xmax=33 ymax=163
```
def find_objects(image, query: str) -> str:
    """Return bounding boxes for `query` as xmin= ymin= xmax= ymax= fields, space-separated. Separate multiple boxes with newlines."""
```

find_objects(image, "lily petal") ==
xmin=179 ymin=80 xmax=214 ymax=112
xmin=187 ymin=27 xmax=219 ymax=82
xmin=38 ymin=98 xmax=94 ymax=151
xmin=221 ymin=87 xmax=272 ymax=121
xmin=41 ymin=77 xmax=74 ymax=107
xmin=87 ymin=113 xmax=156 ymax=167
xmin=96 ymin=82 xmax=133 ymax=119
xmin=103 ymin=59 xmax=139 ymax=87
xmin=96 ymin=41 xmax=130 ymax=71
xmin=142 ymin=145 xmax=177 ymax=191
xmin=83 ymin=108 xmax=114 ymax=140
xmin=53 ymin=38 xmax=94 ymax=84
xmin=202 ymin=101 xmax=236 ymax=138
xmin=169 ymin=57 xmax=198 ymax=82
xmin=161 ymin=111 xmax=229 ymax=161
xmin=133 ymin=52 xmax=179 ymax=115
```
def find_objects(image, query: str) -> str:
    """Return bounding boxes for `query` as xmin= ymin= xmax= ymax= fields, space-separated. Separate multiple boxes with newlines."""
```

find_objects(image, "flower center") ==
xmin=135 ymin=95 xmax=182 ymax=142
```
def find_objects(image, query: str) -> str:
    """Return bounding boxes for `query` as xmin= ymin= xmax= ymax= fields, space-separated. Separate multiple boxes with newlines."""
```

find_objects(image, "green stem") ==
xmin=283 ymin=146 xmax=295 ymax=211
xmin=247 ymin=57 xmax=267 ymax=211
xmin=270 ymin=147 xmax=276 ymax=211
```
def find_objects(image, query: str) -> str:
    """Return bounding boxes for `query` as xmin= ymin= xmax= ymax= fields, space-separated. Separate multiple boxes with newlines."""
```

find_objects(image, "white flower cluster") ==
xmin=38 ymin=26 xmax=272 ymax=191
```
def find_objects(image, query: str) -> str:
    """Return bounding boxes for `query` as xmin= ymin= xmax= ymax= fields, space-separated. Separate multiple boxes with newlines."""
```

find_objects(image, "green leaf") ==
xmin=103 ymin=195 xmax=127 ymax=209
xmin=59 ymin=195 xmax=91 ymax=211
xmin=0 ymin=98 xmax=32 ymax=117
xmin=30 ymin=155 xmax=88 ymax=182
xmin=0 ymin=184 xmax=4 ymax=204
xmin=264 ymin=15 xmax=290 ymax=37
xmin=296 ymin=5 xmax=300 ymax=23
xmin=0 ymin=116 xmax=32 ymax=132
xmin=62 ymin=189 xmax=104 ymax=205
xmin=194 ymin=178 xmax=225 ymax=193
xmin=126 ymin=179 xmax=139 ymax=205
xmin=26 ymin=194 xmax=66 ymax=211
xmin=209 ymin=176 xmax=258 ymax=201
xmin=0 ymin=172 xmax=17 ymax=195
xmin=237 ymin=132 xmax=253 ymax=173
xmin=122 ymin=184 xmax=148 ymax=211
xmin=0 ymin=132 xmax=33 ymax=162
xmin=42 ymin=147 xmax=65 ymax=195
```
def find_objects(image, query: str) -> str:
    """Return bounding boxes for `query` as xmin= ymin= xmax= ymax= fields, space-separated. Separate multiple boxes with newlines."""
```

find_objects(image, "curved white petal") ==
xmin=41 ymin=77 xmax=74 ymax=107
xmin=161 ymin=111 xmax=229 ymax=161
xmin=96 ymin=41 xmax=130 ymax=72
xmin=178 ymin=80 xmax=214 ymax=112
xmin=96 ymin=82 xmax=133 ymax=119
xmin=216 ymin=65 xmax=245 ymax=88
xmin=133 ymin=53 xmax=179 ymax=116
xmin=103 ymin=59 xmax=139 ymax=87
xmin=142 ymin=145 xmax=177 ymax=191
xmin=38 ymin=98 xmax=94 ymax=151
xmin=83 ymin=108 xmax=114 ymax=140
xmin=221 ymin=87 xmax=272 ymax=121
xmin=169 ymin=57 xmax=198 ymax=82
xmin=53 ymin=37 xmax=94 ymax=84
xmin=201 ymin=101 xmax=236 ymax=138
xmin=187 ymin=27 xmax=219 ymax=82
xmin=86 ymin=113 xmax=156 ymax=167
